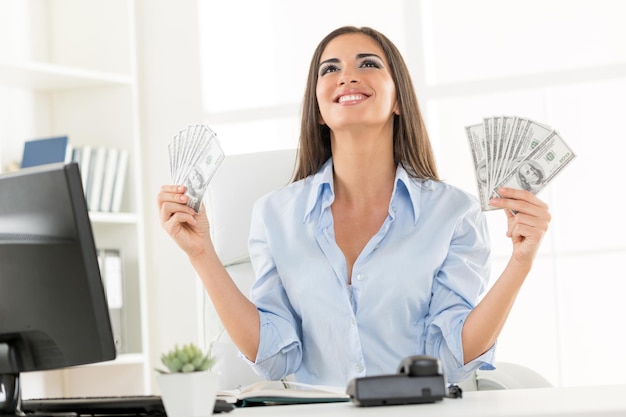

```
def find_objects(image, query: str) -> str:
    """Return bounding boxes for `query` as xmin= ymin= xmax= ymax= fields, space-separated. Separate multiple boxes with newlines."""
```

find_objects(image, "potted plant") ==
xmin=156 ymin=343 xmax=219 ymax=417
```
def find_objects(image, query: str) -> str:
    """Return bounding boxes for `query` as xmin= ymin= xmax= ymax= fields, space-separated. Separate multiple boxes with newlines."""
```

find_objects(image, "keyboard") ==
xmin=21 ymin=395 xmax=235 ymax=415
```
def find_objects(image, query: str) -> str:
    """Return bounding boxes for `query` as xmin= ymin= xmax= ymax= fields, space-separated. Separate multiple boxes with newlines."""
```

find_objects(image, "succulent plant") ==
xmin=158 ymin=343 xmax=215 ymax=373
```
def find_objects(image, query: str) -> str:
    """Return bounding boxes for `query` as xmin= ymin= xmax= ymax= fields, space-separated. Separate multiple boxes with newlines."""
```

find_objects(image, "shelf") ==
xmin=90 ymin=211 xmax=138 ymax=224
xmin=86 ymin=353 xmax=147 ymax=367
xmin=1 ymin=0 xmax=151 ymax=397
xmin=0 ymin=61 xmax=132 ymax=91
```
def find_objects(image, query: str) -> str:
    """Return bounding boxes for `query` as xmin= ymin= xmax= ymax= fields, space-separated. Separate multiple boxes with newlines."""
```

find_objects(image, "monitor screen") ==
xmin=0 ymin=162 xmax=116 ymax=414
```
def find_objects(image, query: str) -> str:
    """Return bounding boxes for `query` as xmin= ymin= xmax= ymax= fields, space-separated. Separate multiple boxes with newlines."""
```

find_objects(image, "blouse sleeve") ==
xmin=238 ymin=198 xmax=303 ymax=380
xmin=424 ymin=202 xmax=496 ymax=383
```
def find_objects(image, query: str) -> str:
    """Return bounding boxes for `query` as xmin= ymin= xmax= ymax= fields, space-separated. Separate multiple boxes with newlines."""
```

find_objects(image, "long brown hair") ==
xmin=292 ymin=26 xmax=439 ymax=182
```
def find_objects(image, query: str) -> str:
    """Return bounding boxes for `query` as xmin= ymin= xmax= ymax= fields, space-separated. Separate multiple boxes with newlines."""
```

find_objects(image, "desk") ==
xmin=234 ymin=384 xmax=626 ymax=416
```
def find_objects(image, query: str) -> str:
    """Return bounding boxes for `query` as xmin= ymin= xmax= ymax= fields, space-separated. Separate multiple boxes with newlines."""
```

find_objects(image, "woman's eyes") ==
xmin=319 ymin=59 xmax=383 ymax=76
xmin=319 ymin=64 xmax=339 ymax=76
xmin=360 ymin=58 xmax=382 ymax=69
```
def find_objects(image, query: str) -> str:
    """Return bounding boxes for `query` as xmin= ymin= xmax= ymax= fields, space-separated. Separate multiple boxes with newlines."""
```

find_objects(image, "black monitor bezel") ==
xmin=0 ymin=162 xmax=116 ymax=414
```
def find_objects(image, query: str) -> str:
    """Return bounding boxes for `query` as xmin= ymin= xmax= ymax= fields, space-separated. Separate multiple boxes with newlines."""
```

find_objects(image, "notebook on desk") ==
xmin=21 ymin=395 xmax=235 ymax=415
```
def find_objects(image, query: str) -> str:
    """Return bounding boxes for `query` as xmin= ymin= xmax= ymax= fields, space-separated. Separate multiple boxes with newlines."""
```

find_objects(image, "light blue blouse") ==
xmin=243 ymin=158 xmax=495 ymax=386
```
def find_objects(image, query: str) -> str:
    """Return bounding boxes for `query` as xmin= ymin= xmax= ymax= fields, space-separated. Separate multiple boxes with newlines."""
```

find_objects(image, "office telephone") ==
xmin=346 ymin=355 xmax=462 ymax=406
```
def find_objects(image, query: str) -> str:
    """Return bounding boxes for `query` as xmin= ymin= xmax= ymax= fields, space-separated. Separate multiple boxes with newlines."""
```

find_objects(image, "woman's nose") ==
xmin=338 ymin=69 xmax=359 ymax=85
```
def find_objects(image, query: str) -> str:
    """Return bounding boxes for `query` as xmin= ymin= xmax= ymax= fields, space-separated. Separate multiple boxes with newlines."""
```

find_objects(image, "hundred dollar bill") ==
xmin=492 ymin=115 xmax=516 ymax=192
xmin=483 ymin=117 xmax=495 ymax=203
xmin=494 ymin=130 xmax=575 ymax=197
xmin=182 ymin=138 xmax=224 ymax=212
xmin=465 ymin=123 xmax=490 ymax=210
xmin=168 ymin=123 xmax=225 ymax=213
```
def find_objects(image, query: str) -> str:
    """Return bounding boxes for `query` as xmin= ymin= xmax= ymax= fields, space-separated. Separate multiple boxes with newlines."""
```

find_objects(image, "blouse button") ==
xmin=356 ymin=273 xmax=365 ymax=281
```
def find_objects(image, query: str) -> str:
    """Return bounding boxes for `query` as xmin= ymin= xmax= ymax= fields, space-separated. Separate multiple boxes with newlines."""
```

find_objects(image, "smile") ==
xmin=337 ymin=94 xmax=367 ymax=104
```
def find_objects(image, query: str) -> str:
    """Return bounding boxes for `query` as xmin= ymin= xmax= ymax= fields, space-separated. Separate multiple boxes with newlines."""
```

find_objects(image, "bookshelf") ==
xmin=0 ymin=0 xmax=150 ymax=396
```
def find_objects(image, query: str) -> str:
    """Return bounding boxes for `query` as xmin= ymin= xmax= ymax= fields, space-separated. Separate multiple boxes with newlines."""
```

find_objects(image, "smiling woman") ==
xmin=158 ymin=25 xmax=552 ymax=387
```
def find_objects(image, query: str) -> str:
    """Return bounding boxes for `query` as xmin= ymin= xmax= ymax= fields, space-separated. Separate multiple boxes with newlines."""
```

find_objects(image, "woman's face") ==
xmin=315 ymin=33 xmax=398 ymax=133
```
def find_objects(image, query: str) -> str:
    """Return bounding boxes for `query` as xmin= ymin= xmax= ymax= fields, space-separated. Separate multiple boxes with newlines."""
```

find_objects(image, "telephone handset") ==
xmin=397 ymin=355 xmax=441 ymax=377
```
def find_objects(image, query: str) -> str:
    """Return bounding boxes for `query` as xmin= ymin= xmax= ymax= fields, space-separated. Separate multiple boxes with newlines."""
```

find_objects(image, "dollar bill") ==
xmin=465 ymin=123 xmax=490 ymax=210
xmin=494 ymin=130 xmax=576 ymax=196
xmin=466 ymin=116 xmax=576 ymax=211
xmin=168 ymin=123 xmax=225 ymax=212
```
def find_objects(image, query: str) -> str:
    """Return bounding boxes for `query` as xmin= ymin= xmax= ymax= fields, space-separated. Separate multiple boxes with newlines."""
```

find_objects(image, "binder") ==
xmin=79 ymin=145 xmax=93 ymax=196
xmin=88 ymin=147 xmax=107 ymax=211
xmin=98 ymin=249 xmax=125 ymax=353
xmin=111 ymin=149 xmax=129 ymax=212
xmin=21 ymin=136 xmax=70 ymax=168
xmin=99 ymin=148 xmax=120 ymax=212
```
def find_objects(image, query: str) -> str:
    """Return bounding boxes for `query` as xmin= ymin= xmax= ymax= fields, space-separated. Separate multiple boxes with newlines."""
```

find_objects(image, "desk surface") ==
xmin=233 ymin=384 xmax=626 ymax=417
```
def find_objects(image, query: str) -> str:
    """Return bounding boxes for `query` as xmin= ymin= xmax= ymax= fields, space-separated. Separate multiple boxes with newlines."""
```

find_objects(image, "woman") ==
xmin=157 ymin=26 xmax=550 ymax=386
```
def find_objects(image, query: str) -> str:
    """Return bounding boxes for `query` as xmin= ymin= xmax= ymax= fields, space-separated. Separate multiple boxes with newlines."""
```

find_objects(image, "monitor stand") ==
xmin=0 ymin=373 xmax=19 ymax=415
xmin=1 ymin=343 xmax=77 ymax=417
xmin=1 ymin=373 xmax=78 ymax=417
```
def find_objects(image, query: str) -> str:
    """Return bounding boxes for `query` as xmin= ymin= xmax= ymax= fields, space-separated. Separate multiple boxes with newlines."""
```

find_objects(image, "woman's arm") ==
xmin=157 ymin=185 xmax=260 ymax=361
xmin=462 ymin=187 xmax=551 ymax=363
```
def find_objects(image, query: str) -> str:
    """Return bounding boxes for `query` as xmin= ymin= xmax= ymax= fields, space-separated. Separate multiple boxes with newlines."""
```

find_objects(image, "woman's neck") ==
xmin=330 ymin=128 xmax=396 ymax=204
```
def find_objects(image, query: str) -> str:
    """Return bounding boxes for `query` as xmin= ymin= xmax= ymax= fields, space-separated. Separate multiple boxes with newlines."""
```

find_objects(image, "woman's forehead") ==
xmin=320 ymin=33 xmax=385 ymax=61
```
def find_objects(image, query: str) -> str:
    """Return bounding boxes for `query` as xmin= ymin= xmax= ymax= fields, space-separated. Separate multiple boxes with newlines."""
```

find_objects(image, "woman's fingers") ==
xmin=157 ymin=184 xmax=188 ymax=205
xmin=489 ymin=187 xmax=551 ymax=263
xmin=489 ymin=187 xmax=547 ymax=215
xmin=161 ymin=202 xmax=197 ymax=228
xmin=157 ymin=185 xmax=197 ymax=227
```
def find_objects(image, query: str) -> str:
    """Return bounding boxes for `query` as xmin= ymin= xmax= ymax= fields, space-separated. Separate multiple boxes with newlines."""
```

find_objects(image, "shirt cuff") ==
xmin=431 ymin=315 xmax=497 ymax=384
xmin=237 ymin=310 xmax=301 ymax=380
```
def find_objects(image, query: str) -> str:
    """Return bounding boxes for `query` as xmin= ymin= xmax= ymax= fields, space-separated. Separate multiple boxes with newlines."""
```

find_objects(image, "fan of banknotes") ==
xmin=465 ymin=116 xmax=576 ymax=211
xmin=169 ymin=123 xmax=225 ymax=212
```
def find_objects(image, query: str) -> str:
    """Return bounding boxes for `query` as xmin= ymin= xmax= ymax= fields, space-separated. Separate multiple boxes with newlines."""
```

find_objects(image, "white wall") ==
xmin=138 ymin=0 xmax=626 ymax=389
xmin=135 ymin=0 xmax=206 ymax=390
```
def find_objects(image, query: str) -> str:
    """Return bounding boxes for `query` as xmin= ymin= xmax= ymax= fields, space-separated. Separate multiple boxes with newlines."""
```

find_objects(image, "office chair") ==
xmin=201 ymin=149 xmax=297 ymax=389
xmin=459 ymin=362 xmax=553 ymax=391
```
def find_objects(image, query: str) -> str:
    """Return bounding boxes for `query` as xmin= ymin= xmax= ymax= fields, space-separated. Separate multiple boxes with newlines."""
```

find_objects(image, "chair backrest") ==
xmin=201 ymin=149 xmax=297 ymax=389
xmin=206 ymin=149 xmax=297 ymax=268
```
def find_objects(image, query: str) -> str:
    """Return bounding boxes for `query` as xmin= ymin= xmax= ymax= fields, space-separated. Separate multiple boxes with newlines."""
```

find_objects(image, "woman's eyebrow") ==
xmin=319 ymin=57 xmax=340 ymax=68
xmin=356 ymin=53 xmax=383 ymax=60
xmin=319 ymin=53 xmax=383 ymax=68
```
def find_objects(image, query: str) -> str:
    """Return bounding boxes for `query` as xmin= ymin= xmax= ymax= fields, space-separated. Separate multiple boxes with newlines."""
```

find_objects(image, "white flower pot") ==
xmin=157 ymin=371 xmax=219 ymax=417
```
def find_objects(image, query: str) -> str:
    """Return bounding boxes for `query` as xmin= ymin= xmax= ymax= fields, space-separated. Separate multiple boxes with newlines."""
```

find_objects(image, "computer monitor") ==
xmin=0 ymin=162 xmax=116 ymax=415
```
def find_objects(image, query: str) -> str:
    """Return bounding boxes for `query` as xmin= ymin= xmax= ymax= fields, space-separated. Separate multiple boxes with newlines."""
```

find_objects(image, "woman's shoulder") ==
xmin=404 ymin=176 xmax=482 ymax=213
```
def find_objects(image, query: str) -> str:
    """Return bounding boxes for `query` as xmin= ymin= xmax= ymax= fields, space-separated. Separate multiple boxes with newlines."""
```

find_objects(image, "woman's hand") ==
xmin=489 ymin=187 xmax=551 ymax=266
xmin=157 ymin=185 xmax=211 ymax=258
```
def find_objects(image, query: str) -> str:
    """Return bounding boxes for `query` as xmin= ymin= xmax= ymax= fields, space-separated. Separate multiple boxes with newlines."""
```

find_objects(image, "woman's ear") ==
xmin=393 ymin=103 xmax=400 ymax=116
